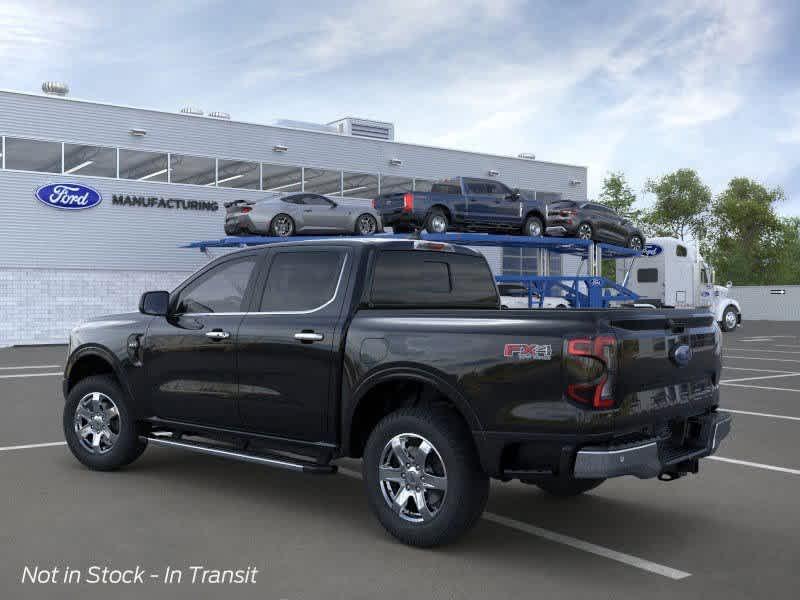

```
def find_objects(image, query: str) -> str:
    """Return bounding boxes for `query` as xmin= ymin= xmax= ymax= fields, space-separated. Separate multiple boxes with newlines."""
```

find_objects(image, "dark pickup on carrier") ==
xmin=62 ymin=237 xmax=730 ymax=547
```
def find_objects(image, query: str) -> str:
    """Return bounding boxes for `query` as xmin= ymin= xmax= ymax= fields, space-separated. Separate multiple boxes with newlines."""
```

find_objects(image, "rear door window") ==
xmin=370 ymin=250 xmax=498 ymax=308
xmin=260 ymin=250 xmax=346 ymax=312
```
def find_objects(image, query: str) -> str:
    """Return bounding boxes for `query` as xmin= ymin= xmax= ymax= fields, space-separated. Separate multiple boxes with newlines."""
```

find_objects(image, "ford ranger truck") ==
xmin=63 ymin=238 xmax=730 ymax=547
xmin=373 ymin=177 xmax=548 ymax=236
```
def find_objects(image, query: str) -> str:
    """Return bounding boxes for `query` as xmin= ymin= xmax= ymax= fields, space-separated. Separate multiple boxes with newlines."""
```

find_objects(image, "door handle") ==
xmin=294 ymin=332 xmax=324 ymax=342
xmin=205 ymin=330 xmax=230 ymax=340
xmin=304 ymin=209 xmax=313 ymax=213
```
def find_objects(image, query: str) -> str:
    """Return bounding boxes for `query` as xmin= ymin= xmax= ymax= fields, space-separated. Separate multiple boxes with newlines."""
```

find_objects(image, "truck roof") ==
xmin=221 ymin=236 xmax=486 ymax=258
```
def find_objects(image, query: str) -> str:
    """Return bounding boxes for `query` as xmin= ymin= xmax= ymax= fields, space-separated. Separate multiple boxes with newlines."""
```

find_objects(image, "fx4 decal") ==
xmin=504 ymin=343 xmax=553 ymax=360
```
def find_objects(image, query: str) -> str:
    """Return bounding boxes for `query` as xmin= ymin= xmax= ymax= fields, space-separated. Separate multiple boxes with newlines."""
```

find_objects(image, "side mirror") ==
xmin=139 ymin=290 xmax=170 ymax=316
xmin=726 ymin=281 xmax=733 ymax=289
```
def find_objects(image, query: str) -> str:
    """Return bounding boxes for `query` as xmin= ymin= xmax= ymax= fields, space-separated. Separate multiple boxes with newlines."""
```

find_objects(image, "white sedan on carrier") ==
xmin=498 ymin=283 xmax=570 ymax=309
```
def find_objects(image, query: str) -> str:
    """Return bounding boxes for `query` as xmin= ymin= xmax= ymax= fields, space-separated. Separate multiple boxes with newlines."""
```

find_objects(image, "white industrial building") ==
xmin=0 ymin=85 xmax=588 ymax=346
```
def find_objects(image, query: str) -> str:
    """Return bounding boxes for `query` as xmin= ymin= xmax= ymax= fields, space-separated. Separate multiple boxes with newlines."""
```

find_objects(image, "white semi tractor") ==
xmin=617 ymin=236 xmax=742 ymax=331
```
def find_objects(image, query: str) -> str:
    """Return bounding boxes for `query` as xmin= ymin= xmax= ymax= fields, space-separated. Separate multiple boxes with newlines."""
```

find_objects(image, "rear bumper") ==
xmin=380 ymin=210 xmax=422 ymax=228
xmin=573 ymin=411 xmax=732 ymax=479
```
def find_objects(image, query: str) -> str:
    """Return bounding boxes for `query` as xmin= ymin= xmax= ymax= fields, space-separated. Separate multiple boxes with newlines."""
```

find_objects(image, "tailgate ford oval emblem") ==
xmin=671 ymin=344 xmax=693 ymax=367
xmin=35 ymin=183 xmax=102 ymax=210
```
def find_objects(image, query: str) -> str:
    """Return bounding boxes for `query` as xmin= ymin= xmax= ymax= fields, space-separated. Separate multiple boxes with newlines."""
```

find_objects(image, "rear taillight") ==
xmin=372 ymin=198 xmax=377 ymax=209
xmin=560 ymin=209 xmax=577 ymax=217
xmin=241 ymin=207 xmax=252 ymax=214
xmin=402 ymin=193 xmax=414 ymax=213
xmin=565 ymin=335 xmax=618 ymax=409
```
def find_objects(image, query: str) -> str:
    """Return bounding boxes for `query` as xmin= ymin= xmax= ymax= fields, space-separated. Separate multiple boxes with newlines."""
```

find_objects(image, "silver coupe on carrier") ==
xmin=224 ymin=192 xmax=384 ymax=237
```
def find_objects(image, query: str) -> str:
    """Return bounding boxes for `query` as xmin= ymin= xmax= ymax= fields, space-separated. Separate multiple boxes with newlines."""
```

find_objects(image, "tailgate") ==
xmin=610 ymin=311 xmax=720 ymax=419
xmin=373 ymin=192 xmax=407 ymax=213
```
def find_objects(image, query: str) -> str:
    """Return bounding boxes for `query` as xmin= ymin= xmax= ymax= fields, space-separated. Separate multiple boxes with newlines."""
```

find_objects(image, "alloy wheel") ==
xmin=379 ymin=433 xmax=448 ymax=523
xmin=577 ymin=224 xmax=593 ymax=240
xmin=358 ymin=215 xmax=377 ymax=235
xmin=629 ymin=236 xmax=643 ymax=250
xmin=272 ymin=215 xmax=293 ymax=237
xmin=527 ymin=219 xmax=543 ymax=237
xmin=74 ymin=392 xmax=120 ymax=455
xmin=429 ymin=215 xmax=447 ymax=233
xmin=725 ymin=310 xmax=738 ymax=330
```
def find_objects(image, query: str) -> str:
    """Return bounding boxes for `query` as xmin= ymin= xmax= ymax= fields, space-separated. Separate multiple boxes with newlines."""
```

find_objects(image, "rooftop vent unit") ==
xmin=329 ymin=117 xmax=395 ymax=141
xmin=42 ymin=81 xmax=69 ymax=96
xmin=271 ymin=119 xmax=337 ymax=134
xmin=518 ymin=152 xmax=536 ymax=160
xmin=208 ymin=111 xmax=231 ymax=120
xmin=180 ymin=106 xmax=204 ymax=116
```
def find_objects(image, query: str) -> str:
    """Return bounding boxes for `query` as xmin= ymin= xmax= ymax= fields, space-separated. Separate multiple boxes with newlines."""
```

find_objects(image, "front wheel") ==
xmin=720 ymin=306 xmax=739 ymax=332
xmin=523 ymin=215 xmax=544 ymax=237
xmin=363 ymin=407 xmax=489 ymax=547
xmin=355 ymin=213 xmax=379 ymax=236
xmin=532 ymin=476 xmax=605 ymax=496
xmin=63 ymin=375 xmax=147 ymax=471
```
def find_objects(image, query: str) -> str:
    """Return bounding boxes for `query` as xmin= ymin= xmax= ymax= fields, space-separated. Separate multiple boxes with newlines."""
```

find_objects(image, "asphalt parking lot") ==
xmin=2 ymin=322 xmax=800 ymax=599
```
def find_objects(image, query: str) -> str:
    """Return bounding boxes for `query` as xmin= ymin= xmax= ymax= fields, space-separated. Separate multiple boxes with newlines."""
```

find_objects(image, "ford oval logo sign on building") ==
xmin=35 ymin=183 xmax=102 ymax=210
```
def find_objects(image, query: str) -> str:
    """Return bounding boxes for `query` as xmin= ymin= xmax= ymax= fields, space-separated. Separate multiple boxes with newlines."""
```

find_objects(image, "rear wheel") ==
xmin=576 ymin=222 xmax=593 ymax=240
xmin=270 ymin=214 xmax=295 ymax=237
xmin=523 ymin=215 xmax=544 ymax=237
xmin=533 ymin=476 xmax=605 ymax=496
xmin=363 ymin=407 xmax=489 ymax=547
xmin=355 ymin=213 xmax=379 ymax=236
xmin=63 ymin=375 xmax=147 ymax=471
xmin=720 ymin=306 xmax=739 ymax=332
xmin=424 ymin=209 xmax=449 ymax=234
xmin=628 ymin=234 xmax=644 ymax=250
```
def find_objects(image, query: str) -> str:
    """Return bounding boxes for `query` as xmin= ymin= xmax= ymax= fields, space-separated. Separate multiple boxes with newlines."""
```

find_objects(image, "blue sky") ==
xmin=2 ymin=0 xmax=799 ymax=213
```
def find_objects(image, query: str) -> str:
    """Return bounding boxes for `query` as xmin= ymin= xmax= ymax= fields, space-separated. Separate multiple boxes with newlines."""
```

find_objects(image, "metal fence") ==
xmin=728 ymin=285 xmax=800 ymax=321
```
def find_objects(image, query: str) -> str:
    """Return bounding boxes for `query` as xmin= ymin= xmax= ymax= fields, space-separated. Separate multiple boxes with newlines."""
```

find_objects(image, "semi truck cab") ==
xmin=618 ymin=236 xmax=742 ymax=331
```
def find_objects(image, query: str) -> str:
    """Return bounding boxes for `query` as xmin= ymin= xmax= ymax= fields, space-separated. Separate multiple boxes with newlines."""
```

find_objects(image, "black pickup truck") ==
xmin=63 ymin=238 xmax=730 ymax=547
xmin=374 ymin=176 xmax=549 ymax=236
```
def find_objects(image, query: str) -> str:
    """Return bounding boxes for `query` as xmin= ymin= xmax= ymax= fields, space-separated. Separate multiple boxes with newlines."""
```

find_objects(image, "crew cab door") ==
xmin=141 ymin=254 xmax=260 ymax=427
xmin=484 ymin=180 xmax=520 ymax=227
xmin=237 ymin=246 xmax=352 ymax=442
xmin=298 ymin=194 xmax=342 ymax=232
xmin=463 ymin=180 xmax=494 ymax=227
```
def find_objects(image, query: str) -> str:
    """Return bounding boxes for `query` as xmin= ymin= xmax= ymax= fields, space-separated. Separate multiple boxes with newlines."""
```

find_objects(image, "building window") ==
xmin=63 ymin=143 xmax=117 ymax=177
xmin=217 ymin=159 xmax=260 ymax=189
xmin=380 ymin=176 xmax=413 ymax=195
xmin=503 ymin=248 xmax=538 ymax=276
xmin=304 ymin=167 xmax=342 ymax=195
xmin=4 ymin=137 xmax=61 ymax=173
xmin=262 ymin=163 xmax=302 ymax=192
xmin=119 ymin=149 xmax=168 ymax=182
xmin=170 ymin=154 xmax=216 ymax=186
xmin=342 ymin=171 xmax=379 ymax=198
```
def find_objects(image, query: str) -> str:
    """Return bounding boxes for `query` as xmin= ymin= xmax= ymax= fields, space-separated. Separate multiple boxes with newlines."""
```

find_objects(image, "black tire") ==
xmin=576 ymin=222 xmax=593 ymax=240
xmin=355 ymin=213 xmax=379 ymax=236
xmin=63 ymin=375 xmax=147 ymax=471
xmin=628 ymin=234 xmax=644 ymax=250
xmin=363 ymin=406 xmax=489 ymax=547
xmin=523 ymin=215 xmax=544 ymax=237
xmin=224 ymin=224 xmax=240 ymax=236
xmin=720 ymin=306 xmax=739 ymax=332
xmin=533 ymin=476 xmax=605 ymax=496
xmin=269 ymin=214 xmax=295 ymax=237
xmin=424 ymin=208 xmax=449 ymax=234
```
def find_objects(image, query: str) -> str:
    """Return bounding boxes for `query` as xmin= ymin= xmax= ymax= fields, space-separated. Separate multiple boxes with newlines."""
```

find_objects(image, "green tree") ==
xmin=707 ymin=178 xmax=786 ymax=285
xmin=598 ymin=171 xmax=640 ymax=220
xmin=642 ymin=169 xmax=711 ymax=241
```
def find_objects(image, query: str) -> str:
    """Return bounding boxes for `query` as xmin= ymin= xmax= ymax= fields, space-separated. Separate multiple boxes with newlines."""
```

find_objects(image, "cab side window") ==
xmin=260 ymin=250 xmax=346 ymax=312
xmin=676 ymin=245 xmax=688 ymax=257
xmin=174 ymin=257 xmax=257 ymax=314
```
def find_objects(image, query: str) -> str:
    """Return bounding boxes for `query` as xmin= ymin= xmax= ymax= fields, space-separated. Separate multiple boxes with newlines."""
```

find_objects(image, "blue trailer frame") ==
xmin=183 ymin=232 xmax=641 ymax=308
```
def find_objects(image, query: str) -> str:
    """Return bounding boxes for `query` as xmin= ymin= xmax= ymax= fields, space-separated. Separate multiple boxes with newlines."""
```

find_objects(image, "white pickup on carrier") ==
xmin=617 ymin=236 xmax=742 ymax=331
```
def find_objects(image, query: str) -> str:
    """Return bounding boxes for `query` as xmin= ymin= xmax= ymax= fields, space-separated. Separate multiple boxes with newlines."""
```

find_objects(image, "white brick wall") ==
xmin=0 ymin=268 xmax=192 ymax=346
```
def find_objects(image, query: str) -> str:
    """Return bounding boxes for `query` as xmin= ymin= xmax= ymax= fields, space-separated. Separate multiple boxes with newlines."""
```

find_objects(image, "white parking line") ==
xmin=720 ymin=408 xmax=800 ymax=422
xmin=337 ymin=467 xmax=691 ymax=580
xmin=0 ymin=441 xmax=66 ymax=452
xmin=721 ymin=372 xmax=800 ymax=383
xmin=721 ymin=382 xmax=800 ymax=393
xmin=0 ymin=364 xmax=62 ymax=370
xmin=708 ymin=456 xmax=800 ymax=476
xmin=726 ymin=347 xmax=800 ymax=355
xmin=722 ymin=367 xmax=797 ymax=374
xmin=724 ymin=355 xmax=800 ymax=363
xmin=0 ymin=372 xmax=62 ymax=380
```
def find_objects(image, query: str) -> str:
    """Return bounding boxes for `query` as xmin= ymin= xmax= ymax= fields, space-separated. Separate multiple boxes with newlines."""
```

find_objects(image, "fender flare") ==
xmin=714 ymin=299 xmax=741 ymax=322
xmin=343 ymin=365 xmax=484 ymax=455
xmin=64 ymin=345 xmax=136 ymax=410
